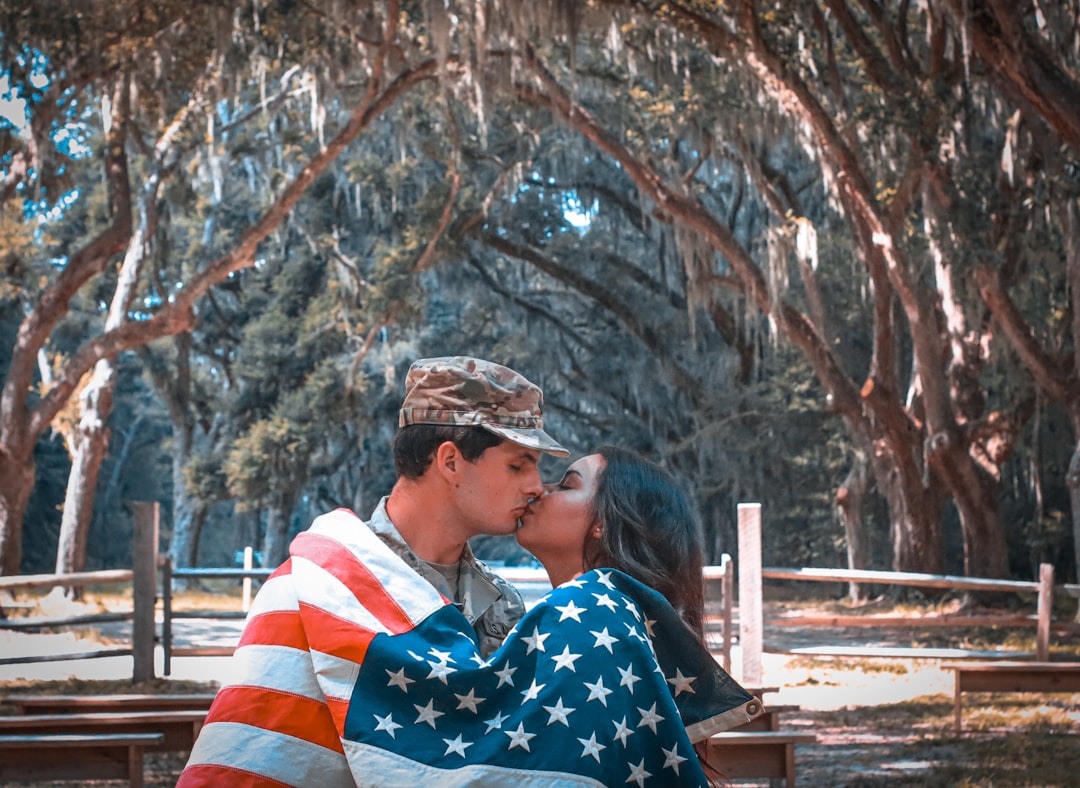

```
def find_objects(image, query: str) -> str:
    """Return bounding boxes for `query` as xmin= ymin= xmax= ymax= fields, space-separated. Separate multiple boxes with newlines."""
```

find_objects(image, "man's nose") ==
xmin=523 ymin=469 xmax=544 ymax=497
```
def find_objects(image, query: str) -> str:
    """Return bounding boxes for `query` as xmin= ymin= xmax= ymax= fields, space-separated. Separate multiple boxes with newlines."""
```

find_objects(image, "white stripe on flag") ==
xmin=228 ymin=644 xmax=326 ymax=700
xmin=244 ymin=572 xmax=300 ymax=618
xmin=310 ymin=647 xmax=362 ymax=704
xmin=185 ymin=720 xmax=353 ymax=788
xmin=342 ymin=739 xmax=605 ymax=788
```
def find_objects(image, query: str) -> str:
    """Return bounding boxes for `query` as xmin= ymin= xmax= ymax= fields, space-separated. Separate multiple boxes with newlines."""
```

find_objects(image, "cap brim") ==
xmin=482 ymin=423 xmax=570 ymax=457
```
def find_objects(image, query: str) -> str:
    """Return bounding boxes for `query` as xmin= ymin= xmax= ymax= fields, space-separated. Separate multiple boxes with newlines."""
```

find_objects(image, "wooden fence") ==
xmin=0 ymin=503 xmax=159 ymax=682
xmin=736 ymin=502 xmax=1080 ymax=685
xmin=5 ymin=499 xmax=1077 ymax=685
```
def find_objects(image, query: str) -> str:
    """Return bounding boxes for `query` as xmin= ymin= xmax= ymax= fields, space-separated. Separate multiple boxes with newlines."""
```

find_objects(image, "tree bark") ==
xmin=54 ymin=362 xmax=116 ymax=593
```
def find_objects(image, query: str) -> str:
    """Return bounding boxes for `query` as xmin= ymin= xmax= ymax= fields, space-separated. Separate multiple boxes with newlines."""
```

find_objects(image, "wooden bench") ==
xmin=0 ymin=732 xmax=164 ymax=787
xmin=942 ymin=661 xmax=1080 ymax=732
xmin=706 ymin=730 xmax=817 ymax=788
xmin=0 ymin=709 xmax=206 ymax=752
xmin=2 ymin=692 xmax=217 ymax=715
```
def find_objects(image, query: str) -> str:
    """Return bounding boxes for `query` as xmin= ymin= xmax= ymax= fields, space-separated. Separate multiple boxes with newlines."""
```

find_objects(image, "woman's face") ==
xmin=516 ymin=453 xmax=606 ymax=568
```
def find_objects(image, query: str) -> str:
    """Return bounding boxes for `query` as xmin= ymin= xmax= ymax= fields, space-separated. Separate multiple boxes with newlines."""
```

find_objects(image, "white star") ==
xmin=454 ymin=688 xmax=486 ymax=712
xmin=552 ymin=645 xmax=583 ymax=672
xmin=428 ymin=647 xmax=455 ymax=664
xmin=591 ymin=627 xmax=618 ymax=653
xmin=483 ymin=710 xmax=509 ymax=733
xmin=667 ymin=667 xmax=697 ymax=696
xmin=427 ymin=660 xmax=457 ymax=683
xmin=505 ymin=722 xmax=536 ymax=752
xmin=555 ymin=599 xmax=586 ymax=622
xmin=617 ymin=663 xmax=642 ymax=693
xmin=386 ymin=667 xmax=414 ymax=692
xmin=595 ymin=570 xmax=615 ymax=589
xmin=442 ymin=734 xmax=473 ymax=757
xmin=584 ymin=675 xmax=613 ymax=706
xmin=494 ymin=662 xmax=517 ymax=688
xmin=521 ymin=678 xmax=546 ymax=702
xmin=542 ymin=697 xmax=576 ymax=726
xmin=662 ymin=743 xmax=688 ymax=774
xmin=373 ymin=712 xmax=402 ymax=738
xmin=626 ymin=758 xmax=651 ymax=787
xmin=562 ymin=577 xmax=587 ymax=588
xmin=624 ymin=623 xmax=643 ymax=641
xmin=578 ymin=732 xmax=606 ymax=763
xmin=612 ymin=716 xmax=634 ymax=746
xmin=521 ymin=626 xmax=551 ymax=654
xmin=624 ymin=599 xmax=641 ymax=619
xmin=637 ymin=702 xmax=665 ymax=732
xmin=592 ymin=592 xmax=619 ymax=611
xmin=413 ymin=699 xmax=445 ymax=728
xmin=407 ymin=649 xmax=426 ymax=662
xmin=470 ymin=653 xmax=487 ymax=667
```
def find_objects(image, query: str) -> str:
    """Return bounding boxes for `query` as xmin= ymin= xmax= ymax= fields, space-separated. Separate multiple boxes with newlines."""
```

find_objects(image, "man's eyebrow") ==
xmin=515 ymin=451 xmax=540 ymax=465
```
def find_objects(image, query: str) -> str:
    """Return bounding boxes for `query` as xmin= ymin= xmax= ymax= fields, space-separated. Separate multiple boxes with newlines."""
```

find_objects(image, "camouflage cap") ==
xmin=399 ymin=356 xmax=569 ymax=457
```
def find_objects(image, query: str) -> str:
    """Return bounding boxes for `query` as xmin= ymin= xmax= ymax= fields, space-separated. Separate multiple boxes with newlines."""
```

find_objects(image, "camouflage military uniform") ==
xmin=366 ymin=497 xmax=525 ymax=657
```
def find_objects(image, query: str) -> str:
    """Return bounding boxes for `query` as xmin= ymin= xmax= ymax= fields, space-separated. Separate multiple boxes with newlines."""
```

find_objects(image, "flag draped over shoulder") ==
xmin=179 ymin=509 xmax=761 ymax=788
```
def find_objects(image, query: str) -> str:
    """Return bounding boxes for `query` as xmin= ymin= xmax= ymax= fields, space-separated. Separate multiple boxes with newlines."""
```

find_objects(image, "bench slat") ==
xmin=944 ymin=661 xmax=1080 ymax=732
xmin=3 ymin=693 xmax=216 ymax=714
xmin=0 ymin=731 xmax=163 ymax=788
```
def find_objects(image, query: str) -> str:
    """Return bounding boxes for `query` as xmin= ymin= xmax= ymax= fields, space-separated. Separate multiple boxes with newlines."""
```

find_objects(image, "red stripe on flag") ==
xmin=267 ymin=557 xmax=293 ymax=581
xmin=177 ymin=763 xmax=295 ymax=788
xmin=297 ymin=602 xmax=377 ymax=663
xmin=208 ymin=685 xmax=345 ymax=753
xmin=326 ymin=694 xmax=350 ymax=735
xmin=238 ymin=609 xmax=308 ymax=650
xmin=291 ymin=530 xmax=419 ymax=634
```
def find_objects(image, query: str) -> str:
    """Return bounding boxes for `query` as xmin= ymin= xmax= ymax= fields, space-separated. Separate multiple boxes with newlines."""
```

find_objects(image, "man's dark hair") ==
xmin=393 ymin=424 xmax=504 ymax=479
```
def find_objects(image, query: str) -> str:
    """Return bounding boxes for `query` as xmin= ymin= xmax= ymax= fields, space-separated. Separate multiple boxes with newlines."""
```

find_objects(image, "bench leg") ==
xmin=129 ymin=744 xmax=145 ymax=788
xmin=954 ymin=678 xmax=962 ymax=733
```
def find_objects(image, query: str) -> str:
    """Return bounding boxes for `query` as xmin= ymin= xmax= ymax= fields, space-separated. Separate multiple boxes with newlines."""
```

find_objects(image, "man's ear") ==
xmin=434 ymin=440 xmax=460 ymax=480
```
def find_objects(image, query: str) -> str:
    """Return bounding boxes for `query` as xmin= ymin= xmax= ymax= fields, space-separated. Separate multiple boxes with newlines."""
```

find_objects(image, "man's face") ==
xmin=452 ymin=440 xmax=544 ymax=537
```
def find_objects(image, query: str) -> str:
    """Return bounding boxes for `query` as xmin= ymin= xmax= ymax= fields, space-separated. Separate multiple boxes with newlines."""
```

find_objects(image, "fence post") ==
xmin=162 ymin=555 xmax=173 ymax=677
xmin=1036 ymin=562 xmax=1053 ymax=661
xmin=720 ymin=552 xmax=733 ymax=673
xmin=131 ymin=502 xmax=159 ymax=683
xmin=242 ymin=546 xmax=254 ymax=612
xmin=737 ymin=502 xmax=763 ymax=686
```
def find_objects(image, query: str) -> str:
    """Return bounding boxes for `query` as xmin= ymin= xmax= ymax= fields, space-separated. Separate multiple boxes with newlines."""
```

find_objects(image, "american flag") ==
xmin=179 ymin=509 xmax=760 ymax=787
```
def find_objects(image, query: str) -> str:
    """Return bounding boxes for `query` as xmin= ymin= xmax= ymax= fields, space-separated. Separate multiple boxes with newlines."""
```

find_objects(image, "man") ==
xmin=178 ymin=356 xmax=568 ymax=787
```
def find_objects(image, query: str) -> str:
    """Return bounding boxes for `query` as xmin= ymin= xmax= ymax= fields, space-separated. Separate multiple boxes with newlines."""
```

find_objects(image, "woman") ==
xmin=516 ymin=446 xmax=739 ymax=785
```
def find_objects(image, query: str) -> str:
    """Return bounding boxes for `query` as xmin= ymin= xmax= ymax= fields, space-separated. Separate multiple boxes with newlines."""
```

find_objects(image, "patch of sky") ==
xmin=562 ymin=191 xmax=596 ymax=232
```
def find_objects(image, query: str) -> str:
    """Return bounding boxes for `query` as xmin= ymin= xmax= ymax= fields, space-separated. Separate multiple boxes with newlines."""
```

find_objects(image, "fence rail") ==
xmin=748 ymin=558 xmax=1064 ymax=663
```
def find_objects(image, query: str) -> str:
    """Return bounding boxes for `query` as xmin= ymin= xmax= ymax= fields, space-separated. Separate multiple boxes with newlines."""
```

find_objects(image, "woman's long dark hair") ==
xmin=584 ymin=446 xmax=727 ymax=786
xmin=584 ymin=445 xmax=706 ymax=639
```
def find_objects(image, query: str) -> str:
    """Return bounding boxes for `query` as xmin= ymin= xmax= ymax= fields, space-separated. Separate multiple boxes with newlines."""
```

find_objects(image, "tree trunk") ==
xmin=54 ymin=360 xmax=117 ymax=595
xmin=261 ymin=489 xmax=299 ymax=568
xmin=836 ymin=447 xmax=871 ymax=602
xmin=0 ymin=451 xmax=33 ymax=575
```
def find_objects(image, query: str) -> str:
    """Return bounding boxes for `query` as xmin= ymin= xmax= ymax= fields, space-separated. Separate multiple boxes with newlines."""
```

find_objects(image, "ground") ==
xmin=2 ymin=588 xmax=1078 ymax=786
